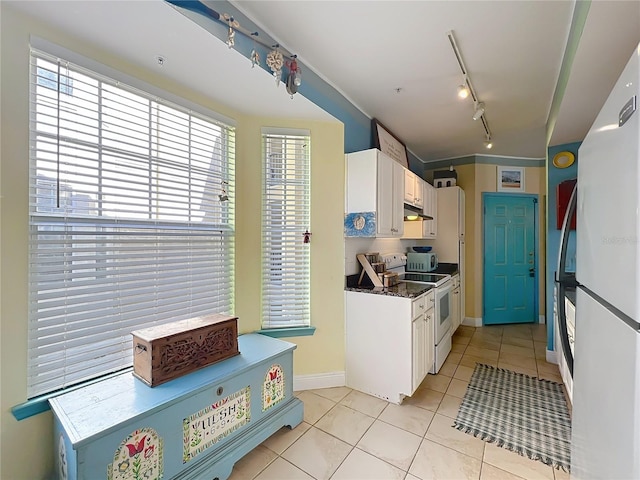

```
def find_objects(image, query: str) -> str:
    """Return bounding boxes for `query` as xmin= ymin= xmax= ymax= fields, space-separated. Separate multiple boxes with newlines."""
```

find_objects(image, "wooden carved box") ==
xmin=131 ymin=313 xmax=239 ymax=387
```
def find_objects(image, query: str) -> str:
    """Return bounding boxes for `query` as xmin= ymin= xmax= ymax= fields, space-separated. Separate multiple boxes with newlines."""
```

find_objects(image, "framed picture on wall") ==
xmin=497 ymin=166 xmax=525 ymax=192
xmin=372 ymin=119 xmax=409 ymax=168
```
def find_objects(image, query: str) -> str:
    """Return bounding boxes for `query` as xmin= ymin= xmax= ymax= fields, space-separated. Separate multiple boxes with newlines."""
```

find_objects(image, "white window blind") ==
xmin=261 ymin=130 xmax=311 ymax=329
xmin=28 ymin=49 xmax=235 ymax=397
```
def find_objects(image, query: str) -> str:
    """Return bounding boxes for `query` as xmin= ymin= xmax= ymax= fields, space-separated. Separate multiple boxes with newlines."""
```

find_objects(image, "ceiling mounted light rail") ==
xmin=472 ymin=102 xmax=485 ymax=121
xmin=457 ymin=83 xmax=470 ymax=99
xmin=447 ymin=30 xmax=493 ymax=148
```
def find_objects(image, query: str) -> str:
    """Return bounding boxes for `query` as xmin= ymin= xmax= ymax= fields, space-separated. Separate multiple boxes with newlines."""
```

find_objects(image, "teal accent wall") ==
xmin=167 ymin=0 xmax=373 ymax=155
xmin=546 ymin=141 xmax=580 ymax=351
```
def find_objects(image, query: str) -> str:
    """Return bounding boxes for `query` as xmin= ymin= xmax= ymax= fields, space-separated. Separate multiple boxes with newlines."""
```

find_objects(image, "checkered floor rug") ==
xmin=454 ymin=363 xmax=572 ymax=472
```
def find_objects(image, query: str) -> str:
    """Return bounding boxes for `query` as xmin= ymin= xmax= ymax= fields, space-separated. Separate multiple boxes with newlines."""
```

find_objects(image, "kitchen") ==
xmin=1 ymin=1 xmax=640 ymax=479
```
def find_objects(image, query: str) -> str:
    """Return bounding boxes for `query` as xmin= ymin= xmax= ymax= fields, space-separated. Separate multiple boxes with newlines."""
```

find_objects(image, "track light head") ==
xmin=484 ymin=136 xmax=493 ymax=149
xmin=473 ymin=102 xmax=485 ymax=121
xmin=457 ymin=84 xmax=469 ymax=99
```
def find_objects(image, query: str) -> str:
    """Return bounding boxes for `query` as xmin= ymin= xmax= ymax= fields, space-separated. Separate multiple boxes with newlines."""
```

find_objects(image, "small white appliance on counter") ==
xmin=406 ymin=252 xmax=438 ymax=272
xmin=556 ymin=44 xmax=640 ymax=479
xmin=384 ymin=254 xmax=453 ymax=373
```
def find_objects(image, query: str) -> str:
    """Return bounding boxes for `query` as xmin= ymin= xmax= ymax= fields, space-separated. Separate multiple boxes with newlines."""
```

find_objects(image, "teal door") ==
xmin=483 ymin=193 xmax=537 ymax=325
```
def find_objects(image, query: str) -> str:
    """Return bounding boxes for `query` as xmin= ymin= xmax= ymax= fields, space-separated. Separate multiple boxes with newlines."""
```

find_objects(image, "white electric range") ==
xmin=381 ymin=253 xmax=453 ymax=373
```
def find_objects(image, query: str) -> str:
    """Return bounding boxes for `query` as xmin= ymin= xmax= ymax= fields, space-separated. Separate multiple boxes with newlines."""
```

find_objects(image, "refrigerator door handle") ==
xmin=555 ymin=182 xmax=578 ymax=377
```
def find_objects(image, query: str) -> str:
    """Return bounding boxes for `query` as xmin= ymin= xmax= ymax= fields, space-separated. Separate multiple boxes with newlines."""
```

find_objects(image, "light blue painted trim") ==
xmin=424 ymin=155 xmax=545 ymax=171
xmin=256 ymin=326 xmax=316 ymax=338
xmin=11 ymin=396 xmax=51 ymax=420
xmin=166 ymin=0 xmax=373 ymax=154
xmin=12 ymin=368 xmax=133 ymax=420
xmin=474 ymin=156 xmax=545 ymax=167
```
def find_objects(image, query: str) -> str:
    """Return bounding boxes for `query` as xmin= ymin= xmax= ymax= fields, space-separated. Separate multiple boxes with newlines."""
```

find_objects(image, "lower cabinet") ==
xmin=412 ymin=303 xmax=434 ymax=392
xmin=345 ymin=289 xmax=435 ymax=404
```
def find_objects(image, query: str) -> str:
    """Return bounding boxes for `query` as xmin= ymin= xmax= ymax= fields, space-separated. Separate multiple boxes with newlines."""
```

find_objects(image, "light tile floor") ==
xmin=228 ymin=324 xmax=572 ymax=480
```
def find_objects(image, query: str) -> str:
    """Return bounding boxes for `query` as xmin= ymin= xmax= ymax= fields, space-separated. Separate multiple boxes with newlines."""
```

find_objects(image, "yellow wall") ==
xmin=234 ymin=117 xmax=346 ymax=375
xmin=426 ymin=162 xmax=546 ymax=321
xmin=1 ymin=5 xmax=345 ymax=479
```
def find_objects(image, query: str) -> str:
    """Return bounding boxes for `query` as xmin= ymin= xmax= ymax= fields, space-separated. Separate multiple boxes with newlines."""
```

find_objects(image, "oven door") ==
xmin=434 ymin=279 xmax=453 ymax=343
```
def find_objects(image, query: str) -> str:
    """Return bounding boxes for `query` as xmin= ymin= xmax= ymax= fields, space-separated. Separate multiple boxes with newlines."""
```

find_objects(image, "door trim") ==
xmin=482 ymin=192 xmax=539 ymax=325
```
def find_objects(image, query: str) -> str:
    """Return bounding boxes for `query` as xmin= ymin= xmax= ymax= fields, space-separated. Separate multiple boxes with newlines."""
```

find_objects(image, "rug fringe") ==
xmin=476 ymin=363 xmax=564 ymax=386
xmin=453 ymin=421 xmax=571 ymax=472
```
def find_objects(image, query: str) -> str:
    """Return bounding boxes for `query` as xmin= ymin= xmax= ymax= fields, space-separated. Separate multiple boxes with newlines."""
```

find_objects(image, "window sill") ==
xmin=13 ymin=328 xmax=316 ymax=420
xmin=255 ymin=326 xmax=316 ymax=339
xmin=11 ymin=368 xmax=132 ymax=421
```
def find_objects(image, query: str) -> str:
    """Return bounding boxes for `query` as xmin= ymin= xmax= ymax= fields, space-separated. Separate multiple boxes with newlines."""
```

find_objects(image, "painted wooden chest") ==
xmin=49 ymin=334 xmax=303 ymax=480
xmin=131 ymin=314 xmax=240 ymax=387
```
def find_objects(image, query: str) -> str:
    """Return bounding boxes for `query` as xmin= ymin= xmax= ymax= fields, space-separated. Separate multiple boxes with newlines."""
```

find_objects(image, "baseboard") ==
xmin=546 ymin=349 xmax=558 ymax=364
xmin=538 ymin=314 xmax=546 ymax=324
xmin=293 ymin=371 xmax=345 ymax=391
xmin=462 ymin=317 xmax=483 ymax=327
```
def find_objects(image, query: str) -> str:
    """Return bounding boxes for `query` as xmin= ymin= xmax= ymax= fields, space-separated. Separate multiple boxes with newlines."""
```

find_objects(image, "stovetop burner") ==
xmin=403 ymin=272 xmax=448 ymax=283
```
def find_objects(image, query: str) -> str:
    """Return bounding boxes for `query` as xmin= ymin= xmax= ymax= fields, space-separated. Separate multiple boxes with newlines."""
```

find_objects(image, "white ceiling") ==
xmin=6 ymin=1 xmax=640 ymax=163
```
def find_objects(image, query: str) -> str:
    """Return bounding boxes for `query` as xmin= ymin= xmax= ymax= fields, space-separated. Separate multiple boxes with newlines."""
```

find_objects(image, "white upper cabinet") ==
xmin=423 ymin=182 xmax=437 ymax=238
xmin=345 ymin=149 xmax=404 ymax=237
xmin=402 ymin=181 xmax=437 ymax=239
xmin=404 ymin=170 xmax=424 ymax=209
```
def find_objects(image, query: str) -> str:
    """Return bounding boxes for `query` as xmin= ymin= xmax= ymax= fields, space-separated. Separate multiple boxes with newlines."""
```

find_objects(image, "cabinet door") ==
xmin=376 ymin=153 xmax=404 ymax=237
xmin=404 ymin=170 xmax=415 ymax=204
xmin=391 ymin=160 xmax=405 ymax=236
xmin=376 ymin=154 xmax=395 ymax=236
xmin=413 ymin=177 xmax=424 ymax=208
xmin=425 ymin=309 xmax=435 ymax=375
xmin=422 ymin=183 xmax=437 ymax=238
xmin=412 ymin=315 xmax=426 ymax=391
xmin=451 ymin=287 xmax=461 ymax=333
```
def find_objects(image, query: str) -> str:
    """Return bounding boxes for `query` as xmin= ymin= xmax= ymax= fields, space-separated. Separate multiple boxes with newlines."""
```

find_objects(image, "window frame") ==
xmin=23 ymin=41 xmax=236 ymax=404
xmin=259 ymin=128 xmax=313 ymax=334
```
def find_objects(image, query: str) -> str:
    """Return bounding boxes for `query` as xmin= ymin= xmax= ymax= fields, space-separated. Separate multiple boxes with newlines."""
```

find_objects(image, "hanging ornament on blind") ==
xmin=285 ymin=56 xmax=302 ymax=98
xmin=250 ymin=32 xmax=261 ymax=68
xmin=221 ymin=13 xmax=239 ymax=49
xmin=266 ymin=46 xmax=284 ymax=86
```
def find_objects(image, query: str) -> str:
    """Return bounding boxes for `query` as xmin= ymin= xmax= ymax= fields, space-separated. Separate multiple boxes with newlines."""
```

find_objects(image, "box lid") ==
xmin=131 ymin=313 xmax=237 ymax=341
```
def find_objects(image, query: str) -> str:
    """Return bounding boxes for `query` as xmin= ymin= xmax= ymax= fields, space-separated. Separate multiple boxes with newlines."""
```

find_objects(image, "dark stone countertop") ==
xmin=345 ymin=274 xmax=434 ymax=299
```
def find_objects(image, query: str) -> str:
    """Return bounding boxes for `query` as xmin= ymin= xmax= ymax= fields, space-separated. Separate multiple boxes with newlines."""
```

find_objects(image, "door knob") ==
xmin=529 ymin=267 xmax=535 ymax=277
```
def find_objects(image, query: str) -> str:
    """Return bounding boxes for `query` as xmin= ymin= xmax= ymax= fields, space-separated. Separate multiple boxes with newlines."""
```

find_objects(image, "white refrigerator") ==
xmin=568 ymin=44 xmax=640 ymax=478
xmin=429 ymin=186 xmax=465 ymax=325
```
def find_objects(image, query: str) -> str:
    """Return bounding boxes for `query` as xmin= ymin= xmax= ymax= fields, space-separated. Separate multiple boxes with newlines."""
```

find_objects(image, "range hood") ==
xmin=404 ymin=203 xmax=433 ymax=221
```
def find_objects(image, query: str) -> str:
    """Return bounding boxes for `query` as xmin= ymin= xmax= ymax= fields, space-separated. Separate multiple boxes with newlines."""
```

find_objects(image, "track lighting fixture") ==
xmin=448 ymin=30 xmax=493 ymax=147
xmin=457 ymin=83 xmax=469 ymax=99
xmin=472 ymin=102 xmax=485 ymax=121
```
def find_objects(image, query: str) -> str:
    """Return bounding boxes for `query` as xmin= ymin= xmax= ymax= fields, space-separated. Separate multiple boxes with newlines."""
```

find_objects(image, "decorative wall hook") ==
xmin=303 ymin=230 xmax=312 ymax=244
xmin=266 ymin=45 xmax=284 ymax=86
xmin=250 ymin=32 xmax=261 ymax=68
xmin=221 ymin=14 xmax=239 ymax=49
xmin=285 ymin=55 xmax=302 ymax=98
